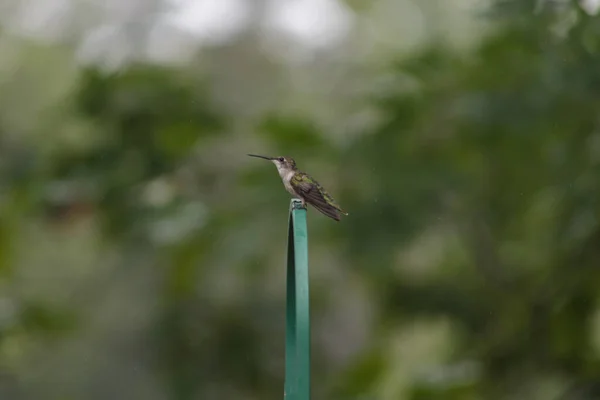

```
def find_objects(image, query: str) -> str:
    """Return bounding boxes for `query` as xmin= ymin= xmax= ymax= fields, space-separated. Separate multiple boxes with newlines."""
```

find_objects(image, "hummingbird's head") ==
xmin=272 ymin=156 xmax=297 ymax=172
xmin=247 ymin=154 xmax=297 ymax=173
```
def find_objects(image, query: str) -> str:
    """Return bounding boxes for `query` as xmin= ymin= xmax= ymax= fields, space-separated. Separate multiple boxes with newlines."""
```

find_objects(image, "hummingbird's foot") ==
xmin=291 ymin=198 xmax=307 ymax=210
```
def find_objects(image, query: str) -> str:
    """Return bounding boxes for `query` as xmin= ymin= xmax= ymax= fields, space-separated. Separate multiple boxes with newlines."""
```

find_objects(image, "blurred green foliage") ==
xmin=1 ymin=0 xmax=600 ymax=399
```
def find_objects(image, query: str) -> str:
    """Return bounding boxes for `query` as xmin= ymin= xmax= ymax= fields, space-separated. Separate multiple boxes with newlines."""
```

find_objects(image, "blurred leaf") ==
xmin=258 ymin=114 xmax=328 ymax=155
xmin=333 ymin=346 xmax=387 ymax=397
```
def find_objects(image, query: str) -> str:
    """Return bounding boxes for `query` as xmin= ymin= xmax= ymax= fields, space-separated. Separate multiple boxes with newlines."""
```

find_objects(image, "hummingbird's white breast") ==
xmin=273 ymin=162 xmax=298 ymax=197
xmin=280 ymin=170 xmax=297 ymax=197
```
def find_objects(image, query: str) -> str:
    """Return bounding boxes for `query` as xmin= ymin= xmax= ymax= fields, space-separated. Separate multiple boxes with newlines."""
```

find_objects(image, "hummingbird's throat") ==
xmin=276 ymin=166 xmax=295 ymax=181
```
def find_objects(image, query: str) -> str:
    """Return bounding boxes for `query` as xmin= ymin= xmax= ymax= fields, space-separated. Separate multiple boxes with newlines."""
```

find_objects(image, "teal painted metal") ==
xmin=284 ymin=199 xmax=311 ymax=400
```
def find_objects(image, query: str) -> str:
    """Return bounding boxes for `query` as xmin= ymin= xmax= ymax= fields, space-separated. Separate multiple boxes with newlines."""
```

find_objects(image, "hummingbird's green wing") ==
xmin=290 ymin=172 xmax=347 ymax=221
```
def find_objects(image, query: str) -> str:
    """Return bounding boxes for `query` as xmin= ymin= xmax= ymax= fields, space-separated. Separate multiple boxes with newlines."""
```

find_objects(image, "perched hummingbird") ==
xmin=247 ymin=154 xmax=348 ymax=221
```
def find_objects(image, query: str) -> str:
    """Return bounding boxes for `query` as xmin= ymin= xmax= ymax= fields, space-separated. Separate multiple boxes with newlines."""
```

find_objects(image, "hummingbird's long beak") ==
xmin=247 ymin=154 xmax=274 ymax=161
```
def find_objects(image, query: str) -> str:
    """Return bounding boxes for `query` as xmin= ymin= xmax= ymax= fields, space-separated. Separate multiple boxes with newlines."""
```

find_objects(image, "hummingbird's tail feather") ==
xmin=306 ymin=198 xmax=342 ymax=221
xmin=329 ymin=203 xmax=347 ymax=215
xmin=330 ymin=203 xmax=348 ymax=216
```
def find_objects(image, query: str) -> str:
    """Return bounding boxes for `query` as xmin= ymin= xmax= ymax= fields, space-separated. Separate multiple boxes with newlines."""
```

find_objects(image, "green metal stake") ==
xmin=285 ymin=199 xmax=310 ymax=400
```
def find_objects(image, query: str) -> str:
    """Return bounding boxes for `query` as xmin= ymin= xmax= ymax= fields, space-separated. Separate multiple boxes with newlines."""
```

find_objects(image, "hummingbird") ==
xmin=247 ymin=154 xmax=348 ymax=221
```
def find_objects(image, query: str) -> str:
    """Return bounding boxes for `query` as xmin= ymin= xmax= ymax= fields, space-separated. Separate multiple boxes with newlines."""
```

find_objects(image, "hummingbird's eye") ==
xmin=278 ymin=157 xmax=284 ymax=162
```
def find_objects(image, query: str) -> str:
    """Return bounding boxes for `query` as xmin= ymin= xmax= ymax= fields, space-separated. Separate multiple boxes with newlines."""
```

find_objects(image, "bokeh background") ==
xmin=2 ymin=0 xmax=600 ymax=399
